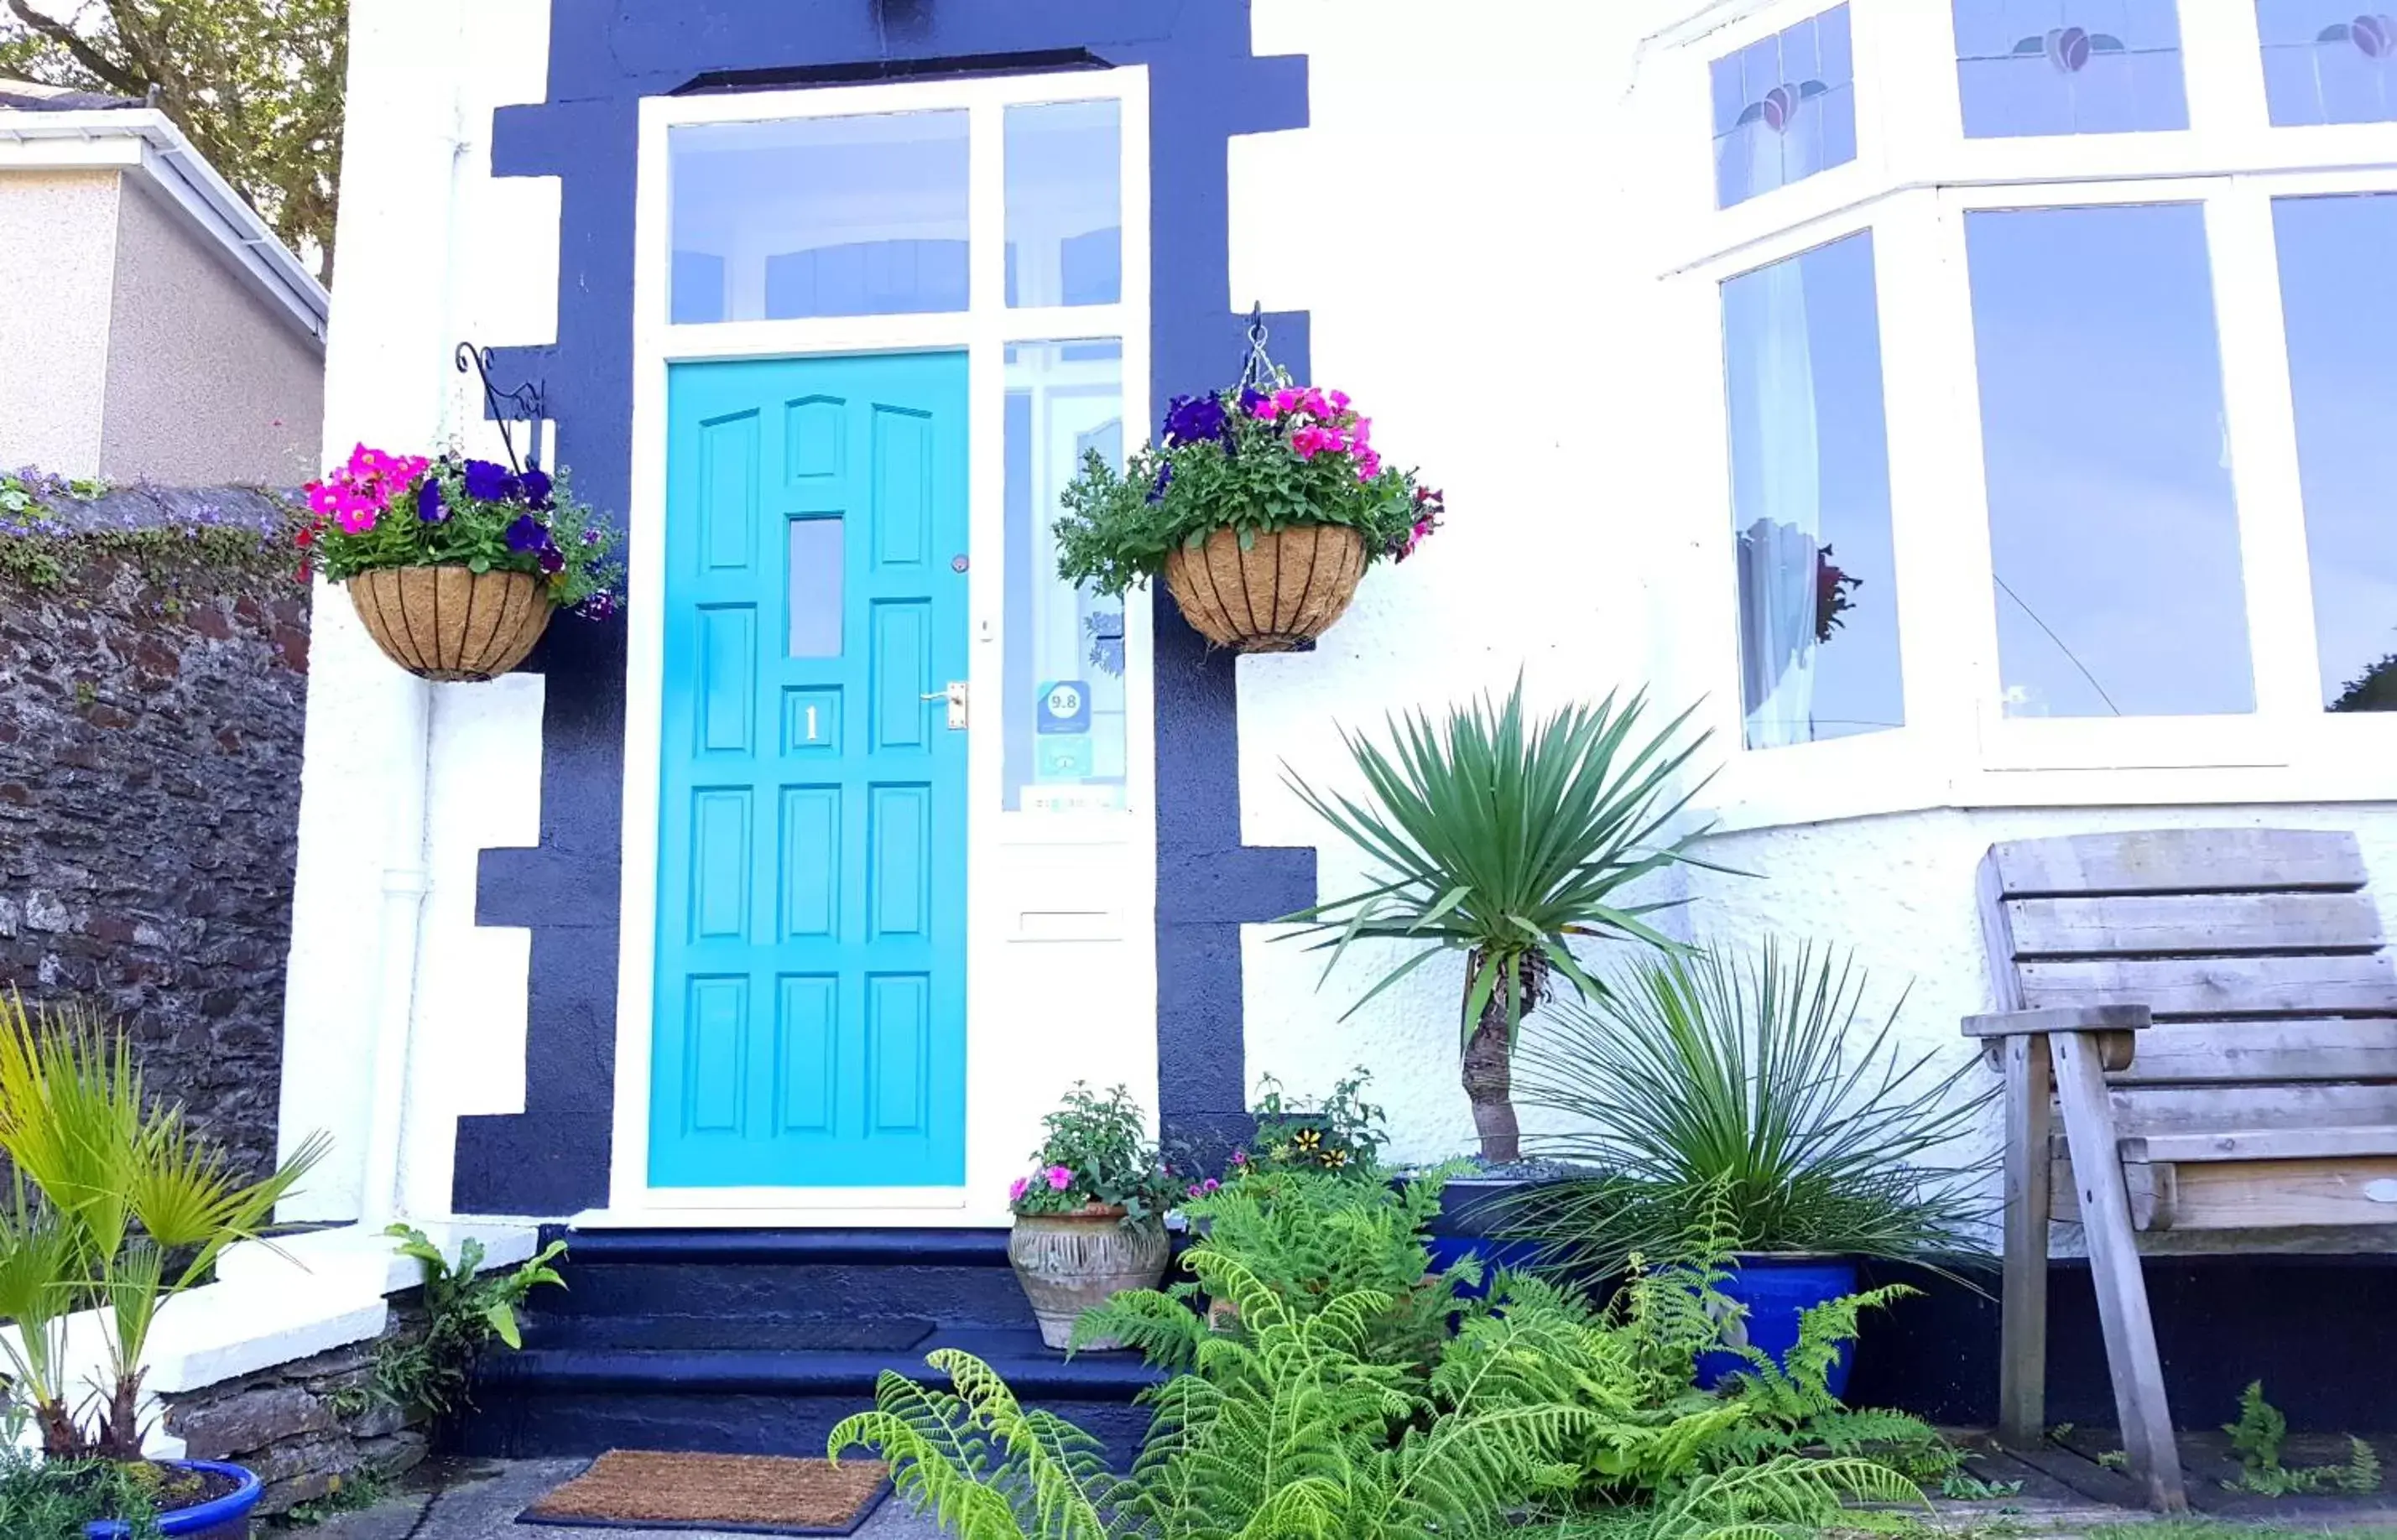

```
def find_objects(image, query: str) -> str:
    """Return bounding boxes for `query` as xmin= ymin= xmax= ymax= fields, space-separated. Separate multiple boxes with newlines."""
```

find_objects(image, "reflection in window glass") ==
xmin=1722 ymin=234 xmax=1903 ymax=749
xmin=670 ymin=112 xmax=968 ymax=324
xmin=1952 ymin=0 xmax=2189 ymax=137
xmin=1004 ymin=341 xmax=1128 ymax=811
xmin=1712 ymin=5 xmax=1857 ymax=209
xmin=787 ymin=518 xmax=843 ymax=658
xmin=2275 ymin=195 xmax=2397 ymax=710
xmin=1966 ymin=204 xmax=2252 ymax=717
xmin=1004 ymin=101 xmax=1122 ymax=309
xmin=2258 ymin=2 xmax=2397 ymax=125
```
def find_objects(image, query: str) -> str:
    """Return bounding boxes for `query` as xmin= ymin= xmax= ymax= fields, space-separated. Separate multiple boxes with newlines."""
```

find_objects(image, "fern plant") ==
xmin=2221 ymin=1381 xmax=2382 ymax=1496
xmin=833 ymin=1250 xmax=1596 ymax=1540
xmin=1076 ymin=1165 xmax=1479 ymax=1372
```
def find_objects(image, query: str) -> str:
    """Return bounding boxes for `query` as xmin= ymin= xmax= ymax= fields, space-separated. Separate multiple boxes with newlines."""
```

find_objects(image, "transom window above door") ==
xmin=668 ymin=96 xmax=1126 ymax=325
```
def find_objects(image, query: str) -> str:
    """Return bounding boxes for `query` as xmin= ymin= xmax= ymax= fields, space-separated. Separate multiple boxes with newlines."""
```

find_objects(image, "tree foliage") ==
xmin=1 ymin=0 xmax=347 ymax=281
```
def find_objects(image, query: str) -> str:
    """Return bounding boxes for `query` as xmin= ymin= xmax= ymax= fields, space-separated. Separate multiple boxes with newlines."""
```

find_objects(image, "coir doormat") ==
xmin=519 ymin=1450 xmax=894 ymax=1537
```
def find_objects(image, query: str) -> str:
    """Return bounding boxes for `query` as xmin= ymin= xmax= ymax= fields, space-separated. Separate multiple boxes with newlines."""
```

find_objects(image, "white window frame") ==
xmin=1647 ymin=0 xmax=2397 ymax=834
xmin=603 ymin=67 xmax=1158 ymax=1226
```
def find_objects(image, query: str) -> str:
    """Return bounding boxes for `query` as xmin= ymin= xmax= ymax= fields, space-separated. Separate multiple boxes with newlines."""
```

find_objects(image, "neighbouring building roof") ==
xmin=0 ymin=78 xmax=329 ymax=346
xmin=0 ymin=76 xmax=141 ymax=112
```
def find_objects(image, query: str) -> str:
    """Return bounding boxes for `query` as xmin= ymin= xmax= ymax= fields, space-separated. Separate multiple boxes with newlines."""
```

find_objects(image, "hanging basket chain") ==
xmin=1233 ymin=303 xmax=1281 ymax=397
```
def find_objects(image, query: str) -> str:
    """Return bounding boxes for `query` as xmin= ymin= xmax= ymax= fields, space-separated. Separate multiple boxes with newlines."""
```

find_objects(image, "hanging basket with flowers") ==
xmin=1054 ymin=315 xmax=1442 ymax=653
xmin=299 ymin=445 xmax=623 ymax=682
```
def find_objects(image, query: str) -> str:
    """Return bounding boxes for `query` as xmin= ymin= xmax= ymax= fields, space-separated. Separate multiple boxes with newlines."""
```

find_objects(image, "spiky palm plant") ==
xmin=1279 ymin=680 xmax=1715 ymax=1162
xmin=0 ymin=992 xmax=329 ymax=1459
xmin=1510 ymin=940 xmax=1993 ymax=1270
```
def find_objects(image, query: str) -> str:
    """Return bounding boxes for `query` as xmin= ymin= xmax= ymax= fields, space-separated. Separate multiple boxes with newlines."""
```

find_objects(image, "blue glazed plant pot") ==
xmin=85 ymin=1460 xmax=263 ymax=1540
xmin=1695 ymin=1253 xmax=1860 ymax=1396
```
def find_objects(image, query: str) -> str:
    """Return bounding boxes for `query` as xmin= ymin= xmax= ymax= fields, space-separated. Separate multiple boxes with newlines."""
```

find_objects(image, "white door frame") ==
xmin=596 ymin=67 xmax=1157 ymax=1228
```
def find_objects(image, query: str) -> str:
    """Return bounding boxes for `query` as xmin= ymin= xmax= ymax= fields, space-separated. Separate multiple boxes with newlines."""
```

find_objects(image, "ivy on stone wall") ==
xmin=0 ymin=473 xmax=305 ymax=613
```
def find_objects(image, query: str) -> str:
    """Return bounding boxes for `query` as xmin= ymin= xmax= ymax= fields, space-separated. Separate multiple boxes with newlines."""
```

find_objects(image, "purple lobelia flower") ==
xmin=464 ymin=459 xmax=520 ymax=502
xmin=1161 ymin=393 xmax=1226 ymax=446
xmin=417 ymin=480 xmax=448 ymax=522
xmin=1147 ymin=462 xmax=1174 ymax=504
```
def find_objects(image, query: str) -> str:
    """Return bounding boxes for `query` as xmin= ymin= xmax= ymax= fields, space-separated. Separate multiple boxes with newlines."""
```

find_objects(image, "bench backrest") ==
xmin=1978 ymin=829 xmax=2397 ymax=1142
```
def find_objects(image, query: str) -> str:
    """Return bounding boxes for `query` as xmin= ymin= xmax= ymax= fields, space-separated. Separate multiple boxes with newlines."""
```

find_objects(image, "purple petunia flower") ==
xmin=521 ymin=466 xmax=554 ymax=510
xmin=504 ymin=513 xmax=550 ymax=554
xmin=464 ymin=459 xmax=520 ymax=502
xmin=1238 ymin=386 xmax=1268 ymax=415
xmin=417 ymin=481 xmax=448 ymax=523
xmin=1161 ymin=393 xmax=1226 ymax=446
xmin=539 ymin=544 xmax=565 ymax=575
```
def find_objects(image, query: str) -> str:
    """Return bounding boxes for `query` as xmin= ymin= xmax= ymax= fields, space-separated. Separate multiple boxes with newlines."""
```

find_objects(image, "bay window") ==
xmin=1662 ymin=0 xmax=2397 ymax=824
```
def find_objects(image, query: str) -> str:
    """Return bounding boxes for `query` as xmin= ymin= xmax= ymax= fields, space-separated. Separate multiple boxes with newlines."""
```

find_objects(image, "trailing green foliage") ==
xmin=0 ymin=475 xmax=300 ymax=604
xmin=1246 ymin=1069 xmax=1389 ymax=1177
xmin=372 ymin=1225 xmax=567 ymax=1420
xmin=0 ymin=1449 xmax=161 ymax=1540
xmin=1008 ymin=1085 xmax=1177 ymax=1222
xmin=1512 ymin=940 xmax=1993 ymax=1269
xmin=1052 ymin=380 xmax=1434 ymax=599
xmin=2222 ymin=1381 xmax=2382 ymax=1496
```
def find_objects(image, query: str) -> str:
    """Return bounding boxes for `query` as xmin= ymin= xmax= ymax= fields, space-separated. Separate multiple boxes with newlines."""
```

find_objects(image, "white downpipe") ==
xmin=360 ymin=677 xmax=433 ymax=1230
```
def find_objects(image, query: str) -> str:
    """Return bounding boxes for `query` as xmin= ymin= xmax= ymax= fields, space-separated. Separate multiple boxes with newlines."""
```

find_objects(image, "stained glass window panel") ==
xmin=1953 ymin=0 xmax=2190 ymax=137
xmin=2258 ymin=2 xmax=2397 ymax=125
xmin=1712 ymin=6 xmax=1858 ymax=209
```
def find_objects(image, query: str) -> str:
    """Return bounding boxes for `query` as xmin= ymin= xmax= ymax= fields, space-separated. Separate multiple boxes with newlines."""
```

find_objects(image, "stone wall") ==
xmin=0 ymin=486 xmax=308 ymax=1177
xmin=160 ymin=1301 xmax=432 ymax=1515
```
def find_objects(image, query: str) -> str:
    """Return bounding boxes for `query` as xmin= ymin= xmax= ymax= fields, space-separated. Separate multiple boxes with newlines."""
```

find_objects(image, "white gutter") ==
xmin=0 ymin=106 xmax=331 ymax=347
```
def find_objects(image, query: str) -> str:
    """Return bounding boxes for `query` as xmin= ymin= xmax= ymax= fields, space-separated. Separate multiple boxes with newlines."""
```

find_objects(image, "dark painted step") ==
xmin=526 ymin=1227 xmax=1040 ymax=1328
xmin=456 ymin=1229 xmax=1163 ymax=1464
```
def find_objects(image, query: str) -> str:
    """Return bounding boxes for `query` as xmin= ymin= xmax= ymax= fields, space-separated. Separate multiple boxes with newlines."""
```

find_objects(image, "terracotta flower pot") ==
xmin=1160 ymin=523 xmax=1367 ymax=653
xmin=1007 ymin=1205 xmax=1170 ymax=1350
xmin=346 ymin=564 xmax=553 ymax=682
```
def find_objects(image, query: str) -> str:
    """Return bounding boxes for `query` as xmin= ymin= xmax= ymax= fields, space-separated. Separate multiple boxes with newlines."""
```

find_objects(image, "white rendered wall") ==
xmin=279 ymin=0 xmax=556 ymax=1220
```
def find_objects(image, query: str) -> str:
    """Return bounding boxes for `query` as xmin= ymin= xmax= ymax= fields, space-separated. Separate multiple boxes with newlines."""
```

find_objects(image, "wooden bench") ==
xmin=1964 ymin=828 xmax=2397 ymax=1510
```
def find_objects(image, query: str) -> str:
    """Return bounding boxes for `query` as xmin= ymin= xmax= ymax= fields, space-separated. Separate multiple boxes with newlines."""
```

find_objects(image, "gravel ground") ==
xmin=300 ymin=1456 xmax=945 ymax=1540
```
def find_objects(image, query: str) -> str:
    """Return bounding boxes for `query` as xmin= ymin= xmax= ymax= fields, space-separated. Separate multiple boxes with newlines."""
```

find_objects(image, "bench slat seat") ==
xmin=1967 ymin=827 xmax=2397 ymax=1511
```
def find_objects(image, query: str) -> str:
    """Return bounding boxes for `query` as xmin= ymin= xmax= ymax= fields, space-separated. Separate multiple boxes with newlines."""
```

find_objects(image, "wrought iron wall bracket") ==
xmin=456 ymin=341 xmax=550 ymax=474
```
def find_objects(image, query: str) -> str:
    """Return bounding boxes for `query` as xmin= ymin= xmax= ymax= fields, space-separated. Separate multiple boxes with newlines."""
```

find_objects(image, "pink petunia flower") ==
xmin=1251 ymin=396 xmax=1281 ymax=422
xmin=1045 ymin=1165 xmax=1074 ymax=1192
xmin=1328 ymin=389 xmax=1352 ymax=413
xmin=1009 ymin=1176 xmax=1029 ymax=1203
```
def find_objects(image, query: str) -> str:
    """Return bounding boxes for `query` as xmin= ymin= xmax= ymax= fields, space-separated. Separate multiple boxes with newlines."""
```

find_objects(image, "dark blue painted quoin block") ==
xmin=455 ymin=1 xmax=1319 ymax=1214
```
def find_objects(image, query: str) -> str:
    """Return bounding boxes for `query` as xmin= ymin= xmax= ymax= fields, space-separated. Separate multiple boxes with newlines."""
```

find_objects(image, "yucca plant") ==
xmin=0 ymin=992 xmax=329 ymax=1459
xmin=1510 ymin=940 xmax=1993 ymax=1269
xmin=1279 ymin=680 xmax=1716 ymax=1162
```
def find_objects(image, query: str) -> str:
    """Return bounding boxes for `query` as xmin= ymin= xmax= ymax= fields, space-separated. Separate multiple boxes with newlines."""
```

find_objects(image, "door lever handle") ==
xmin=921 ymin=681 xmax=968 ymax=729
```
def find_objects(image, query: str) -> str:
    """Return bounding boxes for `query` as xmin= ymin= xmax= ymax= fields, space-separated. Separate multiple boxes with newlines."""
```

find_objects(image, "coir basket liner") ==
xmin=1159 ymin=523 xmax=1366 ymax=653
xmin=347 ymin=564 xmax=553 ymax=681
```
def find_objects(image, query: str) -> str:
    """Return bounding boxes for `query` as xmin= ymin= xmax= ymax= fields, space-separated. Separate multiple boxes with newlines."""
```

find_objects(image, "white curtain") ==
xmin=1729 ymin=247 xmax=1824 ymax=750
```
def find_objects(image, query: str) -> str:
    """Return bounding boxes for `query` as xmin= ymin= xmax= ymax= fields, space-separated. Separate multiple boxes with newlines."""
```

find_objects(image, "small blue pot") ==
xmin=1695 ymin=1254 xmax=1859 ymax=1396
xmin=86 ymin=1460 xmax=262 ymax=1540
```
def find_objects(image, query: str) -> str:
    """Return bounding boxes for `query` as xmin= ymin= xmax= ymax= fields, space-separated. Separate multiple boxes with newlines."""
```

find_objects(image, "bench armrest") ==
xmin=1961 ymin=1004 xmax=2153 ymax=1039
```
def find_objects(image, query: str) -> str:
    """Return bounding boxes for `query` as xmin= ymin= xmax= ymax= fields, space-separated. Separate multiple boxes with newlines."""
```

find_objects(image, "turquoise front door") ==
xmin=653 ymin=352 xmax=970 ymax=1188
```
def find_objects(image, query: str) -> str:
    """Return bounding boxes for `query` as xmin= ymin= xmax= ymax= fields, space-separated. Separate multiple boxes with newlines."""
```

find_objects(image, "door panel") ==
xmin=654 ymin=352 xmax=969 ymax=1188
